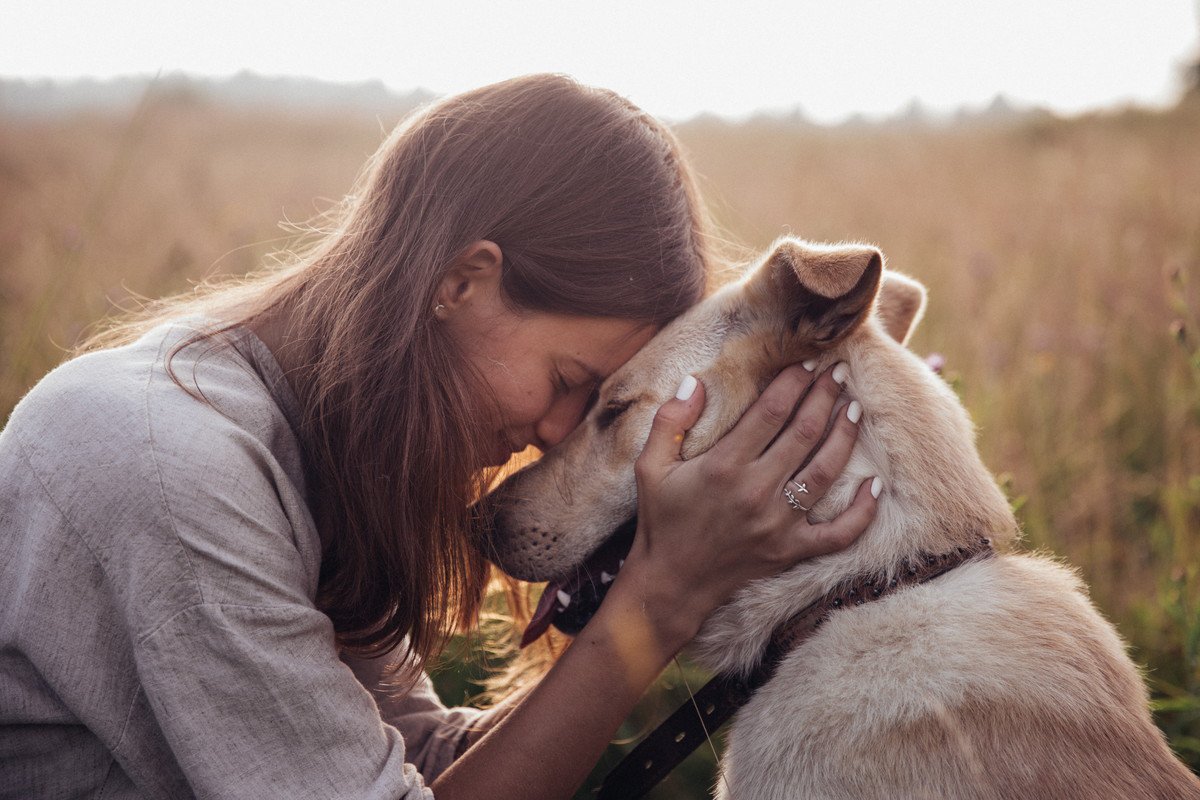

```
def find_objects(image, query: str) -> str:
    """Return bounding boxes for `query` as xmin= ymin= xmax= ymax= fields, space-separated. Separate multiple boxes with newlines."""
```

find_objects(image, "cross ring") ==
xmin=784 ymin=480 xmax=810 ymax=511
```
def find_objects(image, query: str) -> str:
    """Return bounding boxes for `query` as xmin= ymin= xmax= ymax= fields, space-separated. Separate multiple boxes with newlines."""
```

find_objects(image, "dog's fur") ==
xmin=486 ymin=238 xmax=1200 ymax=799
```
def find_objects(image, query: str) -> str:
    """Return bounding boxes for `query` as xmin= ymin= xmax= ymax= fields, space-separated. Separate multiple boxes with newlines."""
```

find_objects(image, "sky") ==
xmin=3 ymin=0 xmax=1198 ymax=123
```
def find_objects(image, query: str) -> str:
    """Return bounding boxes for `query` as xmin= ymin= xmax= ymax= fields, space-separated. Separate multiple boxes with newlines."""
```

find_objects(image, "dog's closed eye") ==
xmin=596 ymin=399 xmax=634 ymax=430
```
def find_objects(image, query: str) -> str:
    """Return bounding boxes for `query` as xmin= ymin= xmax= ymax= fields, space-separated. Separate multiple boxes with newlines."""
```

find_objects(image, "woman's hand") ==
xmin=436 ymin=363 xmax=876 ymax=800
xmin=618 ymin=362 xmax=879 ymax=648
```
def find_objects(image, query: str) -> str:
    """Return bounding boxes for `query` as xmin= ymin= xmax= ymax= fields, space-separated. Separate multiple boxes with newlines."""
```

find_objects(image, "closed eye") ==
xmin=596 ymin=399 xmax=633 ymax=430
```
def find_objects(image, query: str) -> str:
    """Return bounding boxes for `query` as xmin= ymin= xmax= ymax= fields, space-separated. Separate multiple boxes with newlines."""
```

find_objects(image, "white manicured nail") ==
xmin=675 ymin=374 xmax=697 ymax=401
xmin=832 ymin=362 xmax=850 ymax=385
xmin=847 ymin=401 xmax=862 ymax=424
xmin=870 ymin=476 xmax=884 ymax=498
xmin=600 ymin=571 xmax=614 ymax=584
xmin=802 ymin=359 xmax=818 ymax=372
xmin=556 ymin=590 xmax=572 ymax=608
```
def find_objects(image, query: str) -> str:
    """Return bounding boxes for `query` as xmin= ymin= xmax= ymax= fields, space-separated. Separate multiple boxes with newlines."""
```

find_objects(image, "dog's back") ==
xmin=717 ymin=554 xmax=1198 ymax=799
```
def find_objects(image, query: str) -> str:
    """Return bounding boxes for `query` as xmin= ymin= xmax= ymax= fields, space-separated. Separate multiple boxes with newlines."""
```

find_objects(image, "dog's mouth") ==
xmin=520 ymin=518 xmax=638 ymax=648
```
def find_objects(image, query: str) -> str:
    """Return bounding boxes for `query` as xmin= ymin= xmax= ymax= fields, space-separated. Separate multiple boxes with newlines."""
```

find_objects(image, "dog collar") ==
xmin=596 ymin=537 xmax=995 ymax=800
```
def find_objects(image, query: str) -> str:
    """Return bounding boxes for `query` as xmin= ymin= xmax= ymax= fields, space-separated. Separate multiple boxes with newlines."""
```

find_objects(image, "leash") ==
xmin=596 ymin=538 xmax=995 ymax=800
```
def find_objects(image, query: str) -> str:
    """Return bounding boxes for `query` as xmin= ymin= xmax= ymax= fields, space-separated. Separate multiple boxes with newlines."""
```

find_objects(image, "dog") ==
xmin=485 ymin=237 xmax=1200 ymax=799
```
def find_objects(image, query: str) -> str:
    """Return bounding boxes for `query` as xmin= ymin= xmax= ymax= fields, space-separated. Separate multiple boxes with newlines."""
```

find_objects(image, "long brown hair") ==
xmin=83 ymin=74 xmax=716 ymax=667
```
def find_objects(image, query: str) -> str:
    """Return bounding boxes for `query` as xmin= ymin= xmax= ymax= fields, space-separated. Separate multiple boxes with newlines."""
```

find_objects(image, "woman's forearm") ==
xmin=431 ymin=562 xmax=691 ymax=800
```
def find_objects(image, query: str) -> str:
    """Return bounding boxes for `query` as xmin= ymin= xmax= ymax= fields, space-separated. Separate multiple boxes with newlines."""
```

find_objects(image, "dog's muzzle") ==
xmin=518 ymin=518 xmax=638 ymax=647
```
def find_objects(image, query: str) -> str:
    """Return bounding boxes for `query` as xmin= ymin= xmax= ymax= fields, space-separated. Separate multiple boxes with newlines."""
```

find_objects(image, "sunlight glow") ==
xmin=3 ymin=0 xmax=1197 ymax=121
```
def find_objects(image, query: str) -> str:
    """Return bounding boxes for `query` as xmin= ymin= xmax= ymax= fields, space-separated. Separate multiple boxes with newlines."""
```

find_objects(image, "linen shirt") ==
xmin=0 ymin=320 xmax=484 ymax=799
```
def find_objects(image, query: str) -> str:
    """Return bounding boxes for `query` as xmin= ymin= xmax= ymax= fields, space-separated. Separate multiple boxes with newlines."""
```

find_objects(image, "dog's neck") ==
xmin=820 ymin=324 xmax=1017 ymax=554
xmin=691 ymin=319 xmax=1019 ymax=677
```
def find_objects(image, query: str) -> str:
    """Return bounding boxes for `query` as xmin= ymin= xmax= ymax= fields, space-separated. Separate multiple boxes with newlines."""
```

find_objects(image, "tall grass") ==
xmin=2 ymin=92 xmax=1197 ymax=790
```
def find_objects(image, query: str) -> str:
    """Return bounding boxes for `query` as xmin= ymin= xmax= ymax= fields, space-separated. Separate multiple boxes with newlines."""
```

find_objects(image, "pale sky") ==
xmin=3 ymin=0 xmax=1198 ymax=122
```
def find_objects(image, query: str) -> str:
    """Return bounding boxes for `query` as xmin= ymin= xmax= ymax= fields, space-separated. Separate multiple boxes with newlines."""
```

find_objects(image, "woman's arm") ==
xmin=432 ymin=565 xmax=693 ymax=800
xmin=435 ymin=365 xmax=876 ymax=800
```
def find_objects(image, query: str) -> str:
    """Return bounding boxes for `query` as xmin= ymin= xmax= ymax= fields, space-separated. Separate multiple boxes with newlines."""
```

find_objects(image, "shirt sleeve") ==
xmin=137 ymin=603 xmax=436 ymax=800
xmin=341 ymin=650 xmax=490 ymax=782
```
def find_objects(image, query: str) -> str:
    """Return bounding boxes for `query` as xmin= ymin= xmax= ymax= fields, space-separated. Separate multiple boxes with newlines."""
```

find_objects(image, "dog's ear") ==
xmin=747 ymin=237 xmax=884 ymax=347
xmin=876 ymin=271 xmax=927 ymax=345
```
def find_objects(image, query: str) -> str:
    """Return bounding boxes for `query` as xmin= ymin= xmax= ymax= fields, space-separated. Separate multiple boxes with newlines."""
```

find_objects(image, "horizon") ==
xmin=3 ymin=1 xmax=1198 ymax=124
xmin=0 ymin=69 xmax=1133 ymax=126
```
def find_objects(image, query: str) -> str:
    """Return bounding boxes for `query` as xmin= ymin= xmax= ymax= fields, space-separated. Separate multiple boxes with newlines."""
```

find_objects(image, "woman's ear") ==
xmin=435 ymin=240 xmax=505 ymax=317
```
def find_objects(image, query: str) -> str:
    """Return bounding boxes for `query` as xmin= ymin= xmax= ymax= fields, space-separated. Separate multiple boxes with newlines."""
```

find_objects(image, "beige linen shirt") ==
xmin=0 ymin=320 xmax=483 ymax=799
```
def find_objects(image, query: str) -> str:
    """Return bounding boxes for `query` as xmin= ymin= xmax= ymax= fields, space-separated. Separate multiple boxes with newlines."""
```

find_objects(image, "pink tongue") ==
xmin=520 ymin=580 xmax=566 ymax=648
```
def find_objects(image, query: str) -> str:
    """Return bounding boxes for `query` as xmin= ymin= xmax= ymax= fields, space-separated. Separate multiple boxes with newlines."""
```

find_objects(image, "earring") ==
xmin=434 ymin=303 xmax=446 ymax=315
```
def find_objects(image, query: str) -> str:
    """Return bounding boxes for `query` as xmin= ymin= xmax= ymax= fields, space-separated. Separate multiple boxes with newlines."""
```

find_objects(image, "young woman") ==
xmin=0 ymin=74 xmax=878 ymax=799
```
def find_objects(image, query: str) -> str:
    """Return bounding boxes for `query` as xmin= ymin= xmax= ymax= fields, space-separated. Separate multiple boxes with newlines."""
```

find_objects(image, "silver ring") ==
xmin=783 ymin=480 xmax=810 ymax=511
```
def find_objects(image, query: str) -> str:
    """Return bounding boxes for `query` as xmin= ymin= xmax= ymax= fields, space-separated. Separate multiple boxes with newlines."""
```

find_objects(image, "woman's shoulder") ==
xmin=6 ymin=323 xmax=170 ymax=477
xmin=9 ymin=319 xmax=277 ymax=454
xmin=5 ymin=319 xmax=306 ymax=523
xmin=2 ymin=319 xmax=322 ymax=621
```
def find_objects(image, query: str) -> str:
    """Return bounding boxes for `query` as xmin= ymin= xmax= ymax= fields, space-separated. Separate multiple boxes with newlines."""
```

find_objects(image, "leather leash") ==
xmin=596 ymin=538 xmax=995 ymax=800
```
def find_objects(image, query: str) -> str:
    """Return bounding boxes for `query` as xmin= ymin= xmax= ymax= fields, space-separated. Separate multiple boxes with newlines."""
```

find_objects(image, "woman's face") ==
xmin=453 ymin=308 xmax=656 ymax=467
xmin=438 ymin=241 xmax=664 ymax=467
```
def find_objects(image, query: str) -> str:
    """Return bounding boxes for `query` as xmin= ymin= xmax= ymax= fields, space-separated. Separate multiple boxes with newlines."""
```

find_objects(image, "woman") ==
xmin=0 ymin=74 xmax=878 ymax=799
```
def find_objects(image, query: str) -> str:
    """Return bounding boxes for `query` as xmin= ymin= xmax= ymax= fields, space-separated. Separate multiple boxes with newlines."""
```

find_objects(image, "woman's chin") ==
xmin=479 ymin=441 xmax=516 ymax=469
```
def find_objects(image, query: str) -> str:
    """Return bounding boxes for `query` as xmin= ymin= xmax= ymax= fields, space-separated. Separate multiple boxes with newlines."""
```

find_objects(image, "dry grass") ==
xmin=2 ymin=89 xmax=1198 ymax=787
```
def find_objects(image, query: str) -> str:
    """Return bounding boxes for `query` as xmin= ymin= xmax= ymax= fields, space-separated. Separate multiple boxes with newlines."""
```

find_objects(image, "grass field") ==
xmin=2 ymin=89 xmax=1198 ymax=793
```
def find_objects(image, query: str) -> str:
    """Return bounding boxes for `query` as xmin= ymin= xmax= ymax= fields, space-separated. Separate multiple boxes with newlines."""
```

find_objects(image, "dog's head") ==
xmin=484 ymin=238 xmax=925 ymax=603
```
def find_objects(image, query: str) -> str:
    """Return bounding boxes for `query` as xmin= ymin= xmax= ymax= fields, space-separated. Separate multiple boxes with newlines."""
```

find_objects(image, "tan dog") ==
xmin=486 ymin=238 xmax=1200 ymax=799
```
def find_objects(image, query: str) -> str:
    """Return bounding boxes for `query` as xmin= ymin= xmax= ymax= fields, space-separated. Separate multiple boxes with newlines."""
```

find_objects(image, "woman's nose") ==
xmin=535 ymin=392 xmax=591 ymax=449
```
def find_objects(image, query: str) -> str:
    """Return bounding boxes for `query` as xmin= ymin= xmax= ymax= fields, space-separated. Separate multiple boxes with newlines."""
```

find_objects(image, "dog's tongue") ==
xmin=520 ymin=578 xmax=568 ymax=648
xmin=516 ymin=519 xmax=639 ymax=649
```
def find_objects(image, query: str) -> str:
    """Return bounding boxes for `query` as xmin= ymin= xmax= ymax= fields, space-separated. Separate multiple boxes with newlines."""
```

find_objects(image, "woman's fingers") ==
xmin=629 ymin=365 xmax=879 ymax=626
xmin=791 ymin=477 xmax=880 ymax=561
xmin=636 ymin=375 xmax=706 ymax=476
xmin=758 ymin=364 xmax=849 ymax=479
xmin=774 ymin=402 xmax=862 ymax=515
xmin=708 ymin=363 xmax=817 ymax=463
